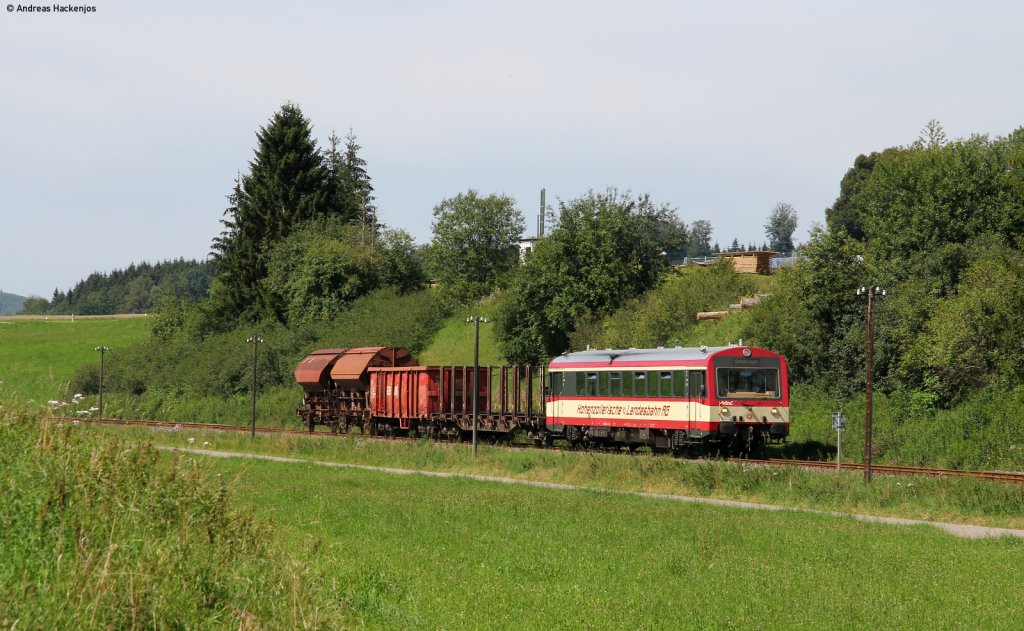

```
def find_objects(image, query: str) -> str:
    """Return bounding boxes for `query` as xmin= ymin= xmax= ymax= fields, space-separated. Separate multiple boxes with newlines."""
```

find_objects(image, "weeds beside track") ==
xmin=56 ymin=416 xmax=1024 ymax=484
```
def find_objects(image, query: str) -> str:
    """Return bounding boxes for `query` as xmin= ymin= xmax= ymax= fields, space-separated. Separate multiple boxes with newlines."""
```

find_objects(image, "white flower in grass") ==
xmin=89 ymin=407 xmax=99 ymax=412
xmin=202 ymin=441 xmax=210 ymax=447
xmin=188 ymin=437 xmax=195 ymax=444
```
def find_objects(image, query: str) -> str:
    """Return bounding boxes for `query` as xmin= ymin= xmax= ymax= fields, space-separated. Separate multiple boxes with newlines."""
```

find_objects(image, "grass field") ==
xmin=417 ymin=298 xmax=506 ymax=366
xmin=0 ymin=317 xmax=150 ymax=404
xmin=195 ymin=451 xmax=1024 ymax=629
xmin=89 ymin=424 xmax=1024 ymax=530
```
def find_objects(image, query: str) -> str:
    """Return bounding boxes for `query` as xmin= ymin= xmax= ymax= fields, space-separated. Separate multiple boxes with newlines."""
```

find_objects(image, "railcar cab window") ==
xmin=716 ymin=367 xmax=780 ymax=399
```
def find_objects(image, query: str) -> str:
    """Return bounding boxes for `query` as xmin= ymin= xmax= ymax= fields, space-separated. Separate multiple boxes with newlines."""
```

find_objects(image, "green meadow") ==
xmin=0 ymin=317 xmax=150 ymax=403
xmin=199 ymin=450 xmax=1024 ymax=629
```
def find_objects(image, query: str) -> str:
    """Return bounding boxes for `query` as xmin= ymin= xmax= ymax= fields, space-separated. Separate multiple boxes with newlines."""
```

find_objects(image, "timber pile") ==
xmin=695 ymin=294 xmax=771 ymax=322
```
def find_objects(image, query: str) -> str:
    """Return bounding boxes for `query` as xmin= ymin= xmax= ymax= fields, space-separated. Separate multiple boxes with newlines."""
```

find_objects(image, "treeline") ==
xmin=20 ymin=259 xmax=213 ymax=315
xmin=753 ymin=123 xmax=1024 ymax=403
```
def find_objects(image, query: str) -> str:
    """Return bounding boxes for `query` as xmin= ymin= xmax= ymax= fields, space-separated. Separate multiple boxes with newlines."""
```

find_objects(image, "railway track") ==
xmin=53 ymin=416 xmax=1024 ymax=484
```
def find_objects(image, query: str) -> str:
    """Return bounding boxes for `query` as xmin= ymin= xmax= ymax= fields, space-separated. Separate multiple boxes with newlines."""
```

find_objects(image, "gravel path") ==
xmin=173 ymin=447 xmax=1024 ymax=540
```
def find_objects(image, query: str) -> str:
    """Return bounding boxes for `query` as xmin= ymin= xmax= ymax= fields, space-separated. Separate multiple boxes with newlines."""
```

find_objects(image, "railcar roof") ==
xmin=550 ymin=346 xmax=739 ymax=366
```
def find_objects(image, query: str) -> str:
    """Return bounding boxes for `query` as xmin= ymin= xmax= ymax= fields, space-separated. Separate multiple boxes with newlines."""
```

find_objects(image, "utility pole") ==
xmin=94 ymin=346 xmax=109 ymax=419
xmin=246 ymin=336 xmax=264 ymax=438
xmin=466 ymin=316 xmax=488 ymax=457
xmin=856 ymin=286 xmax=885 ymax=482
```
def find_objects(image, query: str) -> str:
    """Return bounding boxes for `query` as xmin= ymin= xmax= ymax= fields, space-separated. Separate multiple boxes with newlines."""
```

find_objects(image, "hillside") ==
xmin=0 ymin=292 xmax=26 ymax=316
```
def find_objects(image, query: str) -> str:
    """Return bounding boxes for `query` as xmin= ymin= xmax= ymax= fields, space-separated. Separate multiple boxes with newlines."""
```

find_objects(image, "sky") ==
xmin=1 ymin=0 xmax=1022 ymax=298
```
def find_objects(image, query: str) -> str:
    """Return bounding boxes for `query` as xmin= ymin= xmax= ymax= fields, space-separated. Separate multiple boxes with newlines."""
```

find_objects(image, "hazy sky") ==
xmin=2 ymin=1 xmax=1022 ymax=297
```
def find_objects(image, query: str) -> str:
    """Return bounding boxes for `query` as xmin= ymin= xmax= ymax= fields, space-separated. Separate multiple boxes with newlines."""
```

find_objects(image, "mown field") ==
xmin=195 ymin=450 xmax=1024 ymax=629
xmin=0 ymin=317 xmax=150 ymax=403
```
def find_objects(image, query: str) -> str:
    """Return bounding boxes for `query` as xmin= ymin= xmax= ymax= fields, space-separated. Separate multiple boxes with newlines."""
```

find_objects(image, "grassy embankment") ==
xmin=190 ymin=449 xmax=1024 ymax=629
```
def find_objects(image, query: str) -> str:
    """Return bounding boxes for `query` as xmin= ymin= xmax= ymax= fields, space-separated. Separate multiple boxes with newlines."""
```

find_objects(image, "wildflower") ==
xmin=202 ymin=441 xmax=210 ymax=447
xmin=188 ymin=437 xmax=195 ymax=444
xmin=88 ymin=407 xmax=98 ymax=412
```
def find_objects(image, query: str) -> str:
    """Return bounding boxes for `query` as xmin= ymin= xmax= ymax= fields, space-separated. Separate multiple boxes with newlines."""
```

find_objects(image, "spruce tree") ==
xmin=211 ymin=103 xmax=332 ymax=322
xmin=344 ymin=130 xmax=377 ymax=247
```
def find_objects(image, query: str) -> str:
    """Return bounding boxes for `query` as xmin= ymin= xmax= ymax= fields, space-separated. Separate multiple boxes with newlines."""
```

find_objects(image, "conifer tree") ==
xmin=211 ymin=103 xmax=333 ymax=322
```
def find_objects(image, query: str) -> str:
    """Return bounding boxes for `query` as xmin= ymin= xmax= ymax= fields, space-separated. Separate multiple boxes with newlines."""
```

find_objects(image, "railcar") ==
xmin=544 ymin=345 xmax=789 ymax=453
xmin=295 ymin=347 xmax=543 ymax=439
xmin=294 ymin=346 xmax=416 ymax=433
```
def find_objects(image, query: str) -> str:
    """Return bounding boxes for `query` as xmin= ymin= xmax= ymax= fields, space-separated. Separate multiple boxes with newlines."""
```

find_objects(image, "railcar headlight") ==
xmin=771 ymin=407 xmax=779 ymax=416
xmin=720 ymin=407 xmax=729 ymax=416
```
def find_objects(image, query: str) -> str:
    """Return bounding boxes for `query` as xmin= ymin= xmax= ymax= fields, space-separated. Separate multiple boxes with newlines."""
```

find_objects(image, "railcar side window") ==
xmin=575 ymin=372 xmax=586 ymax=396
xmin=646 ymin=371 xmax=659 ymax=397
xmin=563 ymin=373 xmax=576 ymax=396
xmin=659 ymin=371 xmax=673 ymax=397
xmin=585 ymin=372 xmax=598 ymax=396
xmin=598 ymin=372 xmax=609 ymax=396
xmin=673 ymin=371 xmax=685 ymax=397
xmin=609 ymin=372 xmax=622 ymax=397
xmin=633 ymin=372 xmax=646 ymax=397
xmin=622 ymin=372 xmax=633 ymax=397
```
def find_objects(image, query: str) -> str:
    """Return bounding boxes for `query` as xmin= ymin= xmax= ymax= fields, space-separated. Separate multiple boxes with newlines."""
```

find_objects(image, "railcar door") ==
xmin=547 ymin=370 xmax=564 ymax=429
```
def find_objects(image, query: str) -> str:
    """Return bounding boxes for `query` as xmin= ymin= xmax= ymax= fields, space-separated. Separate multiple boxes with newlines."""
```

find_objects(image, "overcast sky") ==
xmin=1 ymin=0 xmax=1021 ymax=297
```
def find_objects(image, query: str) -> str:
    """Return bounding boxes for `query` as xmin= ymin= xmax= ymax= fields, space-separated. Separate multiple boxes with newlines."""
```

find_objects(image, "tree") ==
xmin=765 ymin=202 xmax=798 ymax=253
xmin=831 ymin=130 xmax=1024 ymax=289
xmin=916 ymin=119 xmax=948 ymax=149
xmin=210 ymin=104 xmax=338 ymax=323
xmin=342 ymin=130 xmax=377 ymax=247
xmin=263 ymin=219 xmax=376 ymax=324
xmin=826 ymin=152 xmax=881 ymax=240
xmin=687 ymin=219 xmax=713 ymax=257
xmin=495 ymin=188 xmax=677 ymax=364
xmin=377 ymin=228 xmax=426 ymax=294
xmin=428 ymin=189 xmax=525 ymax=306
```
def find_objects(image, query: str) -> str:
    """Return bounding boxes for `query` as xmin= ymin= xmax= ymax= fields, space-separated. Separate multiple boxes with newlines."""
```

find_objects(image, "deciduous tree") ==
xmin=765 ymin=202 xmax=798 ymax=253
xmin=428 ymin=189 xmax=525 ymax=306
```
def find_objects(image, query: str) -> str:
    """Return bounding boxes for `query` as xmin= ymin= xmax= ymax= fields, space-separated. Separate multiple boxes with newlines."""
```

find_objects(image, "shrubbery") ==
xmin=71 ymin=288 xmax=446 ymax=401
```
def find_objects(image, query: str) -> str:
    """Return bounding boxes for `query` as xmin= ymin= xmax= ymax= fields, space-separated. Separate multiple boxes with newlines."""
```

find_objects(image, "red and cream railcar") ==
xmin=545 ymin=345 xmax=789 ymax=453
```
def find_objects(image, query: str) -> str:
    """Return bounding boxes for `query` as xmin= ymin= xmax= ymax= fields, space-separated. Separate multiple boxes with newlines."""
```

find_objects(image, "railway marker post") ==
xmin=466 ymin=316 xmax=489 ymax=457
xmin=94 ymin=346 xmax=109 ymax=419
xmin=832 ymin=412 xmax=846 ymax=471
xmin=246 ymin=336 xmax=264 ymax=438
